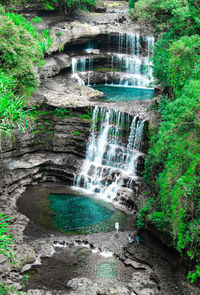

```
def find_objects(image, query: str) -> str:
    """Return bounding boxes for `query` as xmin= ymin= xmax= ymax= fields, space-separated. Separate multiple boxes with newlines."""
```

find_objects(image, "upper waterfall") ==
xmin=71 ymin=32 xmax=154 ymax=89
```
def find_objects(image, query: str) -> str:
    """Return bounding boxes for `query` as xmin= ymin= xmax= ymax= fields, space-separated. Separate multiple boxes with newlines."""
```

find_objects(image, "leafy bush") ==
xmin=0 ymin=213 xmax=14 ymax=262
xmin=168 ymin=35 xmax=200 ymax=91
xmin=0 ymin=7 xmax=50 ymax=93
xmin=153 ymin=33 xmax=200 ymax=95
xmin=133 ymin=0 xmax=200 ymax=34
xmin=129 ymin=0 xmax=137 ymax=9
xmin=143 ymin=80 xmax=200 ymax=279
xmin=0 ymin=71 xmax=34 ymax=148
xmin=1 ymin=0 xmax=96 ymax=12
xmin=0 ymin=213 xmax=24 ymax=294
xmin=152 ymin=32 xmax=174 ymax=91
xmin=0 ymin=4 xmax=51 ymax=148
xmin=133 ymin=0 xmax=200 ymax=284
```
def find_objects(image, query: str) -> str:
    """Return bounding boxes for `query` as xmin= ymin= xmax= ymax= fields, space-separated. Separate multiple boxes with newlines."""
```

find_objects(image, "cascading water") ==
xmin=110 ymin=33 xmax=154 ymax=87
xmin=71 ymin=57 xmax=94 ymax=85
xmin=73 ymin=107 xmax=145 ymax=202
xmin=71 ymin=33 xmax=154 ymax=89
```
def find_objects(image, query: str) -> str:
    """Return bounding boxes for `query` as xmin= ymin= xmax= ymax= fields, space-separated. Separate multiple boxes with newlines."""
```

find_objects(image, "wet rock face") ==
xmin=0 ymin=106 xmax=91 ymax=197
xmin=40 ymin=53 xmax=71 ymax=79
xmin=0 ymin=101 xmax=149 ymax=210
xmin=49 ymin=22 xmax=101 ymax=54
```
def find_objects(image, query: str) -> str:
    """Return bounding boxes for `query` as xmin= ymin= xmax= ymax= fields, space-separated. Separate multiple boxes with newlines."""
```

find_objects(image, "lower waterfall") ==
xmin=73 ymin=107 xmax=145 ymax=202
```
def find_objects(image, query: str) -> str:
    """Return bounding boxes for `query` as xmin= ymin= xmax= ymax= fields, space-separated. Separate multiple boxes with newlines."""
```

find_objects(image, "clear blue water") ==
xmin=92 ymin=85 xmax=154 ymax=101
xmin=48 ymin=194 xmax=125 ymax=234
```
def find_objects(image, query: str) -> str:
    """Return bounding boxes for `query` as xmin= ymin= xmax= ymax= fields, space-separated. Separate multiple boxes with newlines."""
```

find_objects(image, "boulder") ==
xmin=41 ymin=54 xmax=71 ymax=79
xmin=66 ymin=277 xmax=97 ymax=295
xmin=96 ymin=288 xmax=119 ymax=295
xmin=13 ymin=244 xmax=36 ymax=271
xmin=129 ymin=271 xmax=160 ymax=295
xmin=116 ymin=187 xmax=135 ymax=201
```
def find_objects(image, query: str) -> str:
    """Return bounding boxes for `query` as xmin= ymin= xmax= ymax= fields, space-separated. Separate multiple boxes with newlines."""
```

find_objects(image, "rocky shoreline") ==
xmin=0 ymin=181 xmax=181 ymax=295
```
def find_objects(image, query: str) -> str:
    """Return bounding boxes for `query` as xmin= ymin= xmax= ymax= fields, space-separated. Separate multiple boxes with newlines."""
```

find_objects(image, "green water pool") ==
xmin=18 ymin=187 xmax=126 ymax=235
xmin=92 ymin=85 xmax=154 ymax=101
xmin=48 ymin=193 xmax=125 ymax=234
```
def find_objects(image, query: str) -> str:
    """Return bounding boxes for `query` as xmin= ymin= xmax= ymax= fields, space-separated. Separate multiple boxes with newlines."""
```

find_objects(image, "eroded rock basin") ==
xmin=17 ymin=184 xmax=131 ymax=235
xmin=15 ymin=184 xmax=182 ymax=295
xmin=24 ymin=242 xmax=133 ymax=293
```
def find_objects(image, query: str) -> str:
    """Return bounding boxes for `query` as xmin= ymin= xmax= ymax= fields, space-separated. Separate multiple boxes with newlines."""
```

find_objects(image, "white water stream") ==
xmin=71 ymin=33 xmax=154 ymax=88
xmin=73 ymin=107 xmax=144 ymax=201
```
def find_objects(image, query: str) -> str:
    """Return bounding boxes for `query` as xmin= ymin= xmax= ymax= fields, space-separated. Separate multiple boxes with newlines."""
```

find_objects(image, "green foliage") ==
xmin=79 ymin=108 xmax=93 ymax=120
xmin=0 ymin=71 xmax=35 ymax=149
xmin=31 ymin=16 xmax=43 ymax=23
xmin=0 ymin=5 xmax=51 ymax=148
xmin=0 ymin=213 xmax=14 ymax=262
xmin=132 ymin=0 xmax=200 ymax=95
xmin=0 ymin=213 xmax=19 ymax=295
xmin=1 ymin=0 xmax=96 ymax=13
xmin=0 ymin=283 xmax=22 ymax=295
xmin=129 ymin=0 xmax=137 ymax=9
xmin=61 ymin=0 xmax=96 ymax=11
xmin=21 ymin=274 xmax=30 ymax=289
xmin=168 ymin=35 xmax=200 ymax=91
xmin=54 ymin=108 xmax=72 ymax=118
xmin=134 ymin=1 xmax=200 ymax=282
xmin=0 ymin=8 xmax=50 ymax=93
xmin=143 ymin=80 xmax=200 ymax=280
xmin=133 ymin=0 xmax=200 ymax=34
xmin=187 ymin=265 xmax=200 ymax=284
xmin=152 ymin=33 xmax=174 ymax=91
xmin=79 ymin=113 xmax=92 ymax=120
xmin=0 ymin=213 xmax=27 ymax=294
xmin=136 ymin=197 xmax=154 ymax=229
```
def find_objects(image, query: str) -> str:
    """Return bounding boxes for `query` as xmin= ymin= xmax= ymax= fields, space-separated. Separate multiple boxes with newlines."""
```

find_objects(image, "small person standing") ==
xmin=115 ymin=222 xmax=119 ymax=235
xmin=136 ymin=234 xmax=140 ymax=244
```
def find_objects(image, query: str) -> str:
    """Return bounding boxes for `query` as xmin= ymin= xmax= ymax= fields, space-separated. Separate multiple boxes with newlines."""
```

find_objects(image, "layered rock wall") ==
xmin=0 ymin=106 xmax=91 ymax=199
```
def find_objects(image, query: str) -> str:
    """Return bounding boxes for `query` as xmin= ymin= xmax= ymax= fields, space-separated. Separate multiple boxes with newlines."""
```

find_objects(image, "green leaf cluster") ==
xmin=142 ymin=80 xmax=200 ymax=281
xmin=168 ymin=35 xmax=200 ymax=91
xmin=0 ymin=213 xmax=14 ymax=262
xmin=0 ymin=213 xmax=25 ymax=294
xmin=131 ymin=0 xmax=200 ymax=283
xmin=0 ymin=71 xmax=35 ymax=149
xmin=0 ymin=6 xmax=50 ymax=93
xmin=1 ymin=0 xmax=96 ymax=13
xmin=0 ymin=5 xmax=51 ymax=148
xmin=131 ymin=0 xmax=200 ymax=35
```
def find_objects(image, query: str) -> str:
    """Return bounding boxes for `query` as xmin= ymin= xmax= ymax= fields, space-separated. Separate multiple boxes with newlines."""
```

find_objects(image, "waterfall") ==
xmin=112 ymin=33 xmax=154 ymax=87
xmin=71 ymin=57 xmax=94 ymax=85
xmin=115 ymin=33 xmax=154 ymax=56
xmin=71 ymin=33 xmax=154 ymax=89
xmin=73 ymin=107 xmax=145 ymax=201
xmin=84 ymin=41 xmax=94 ymax=54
